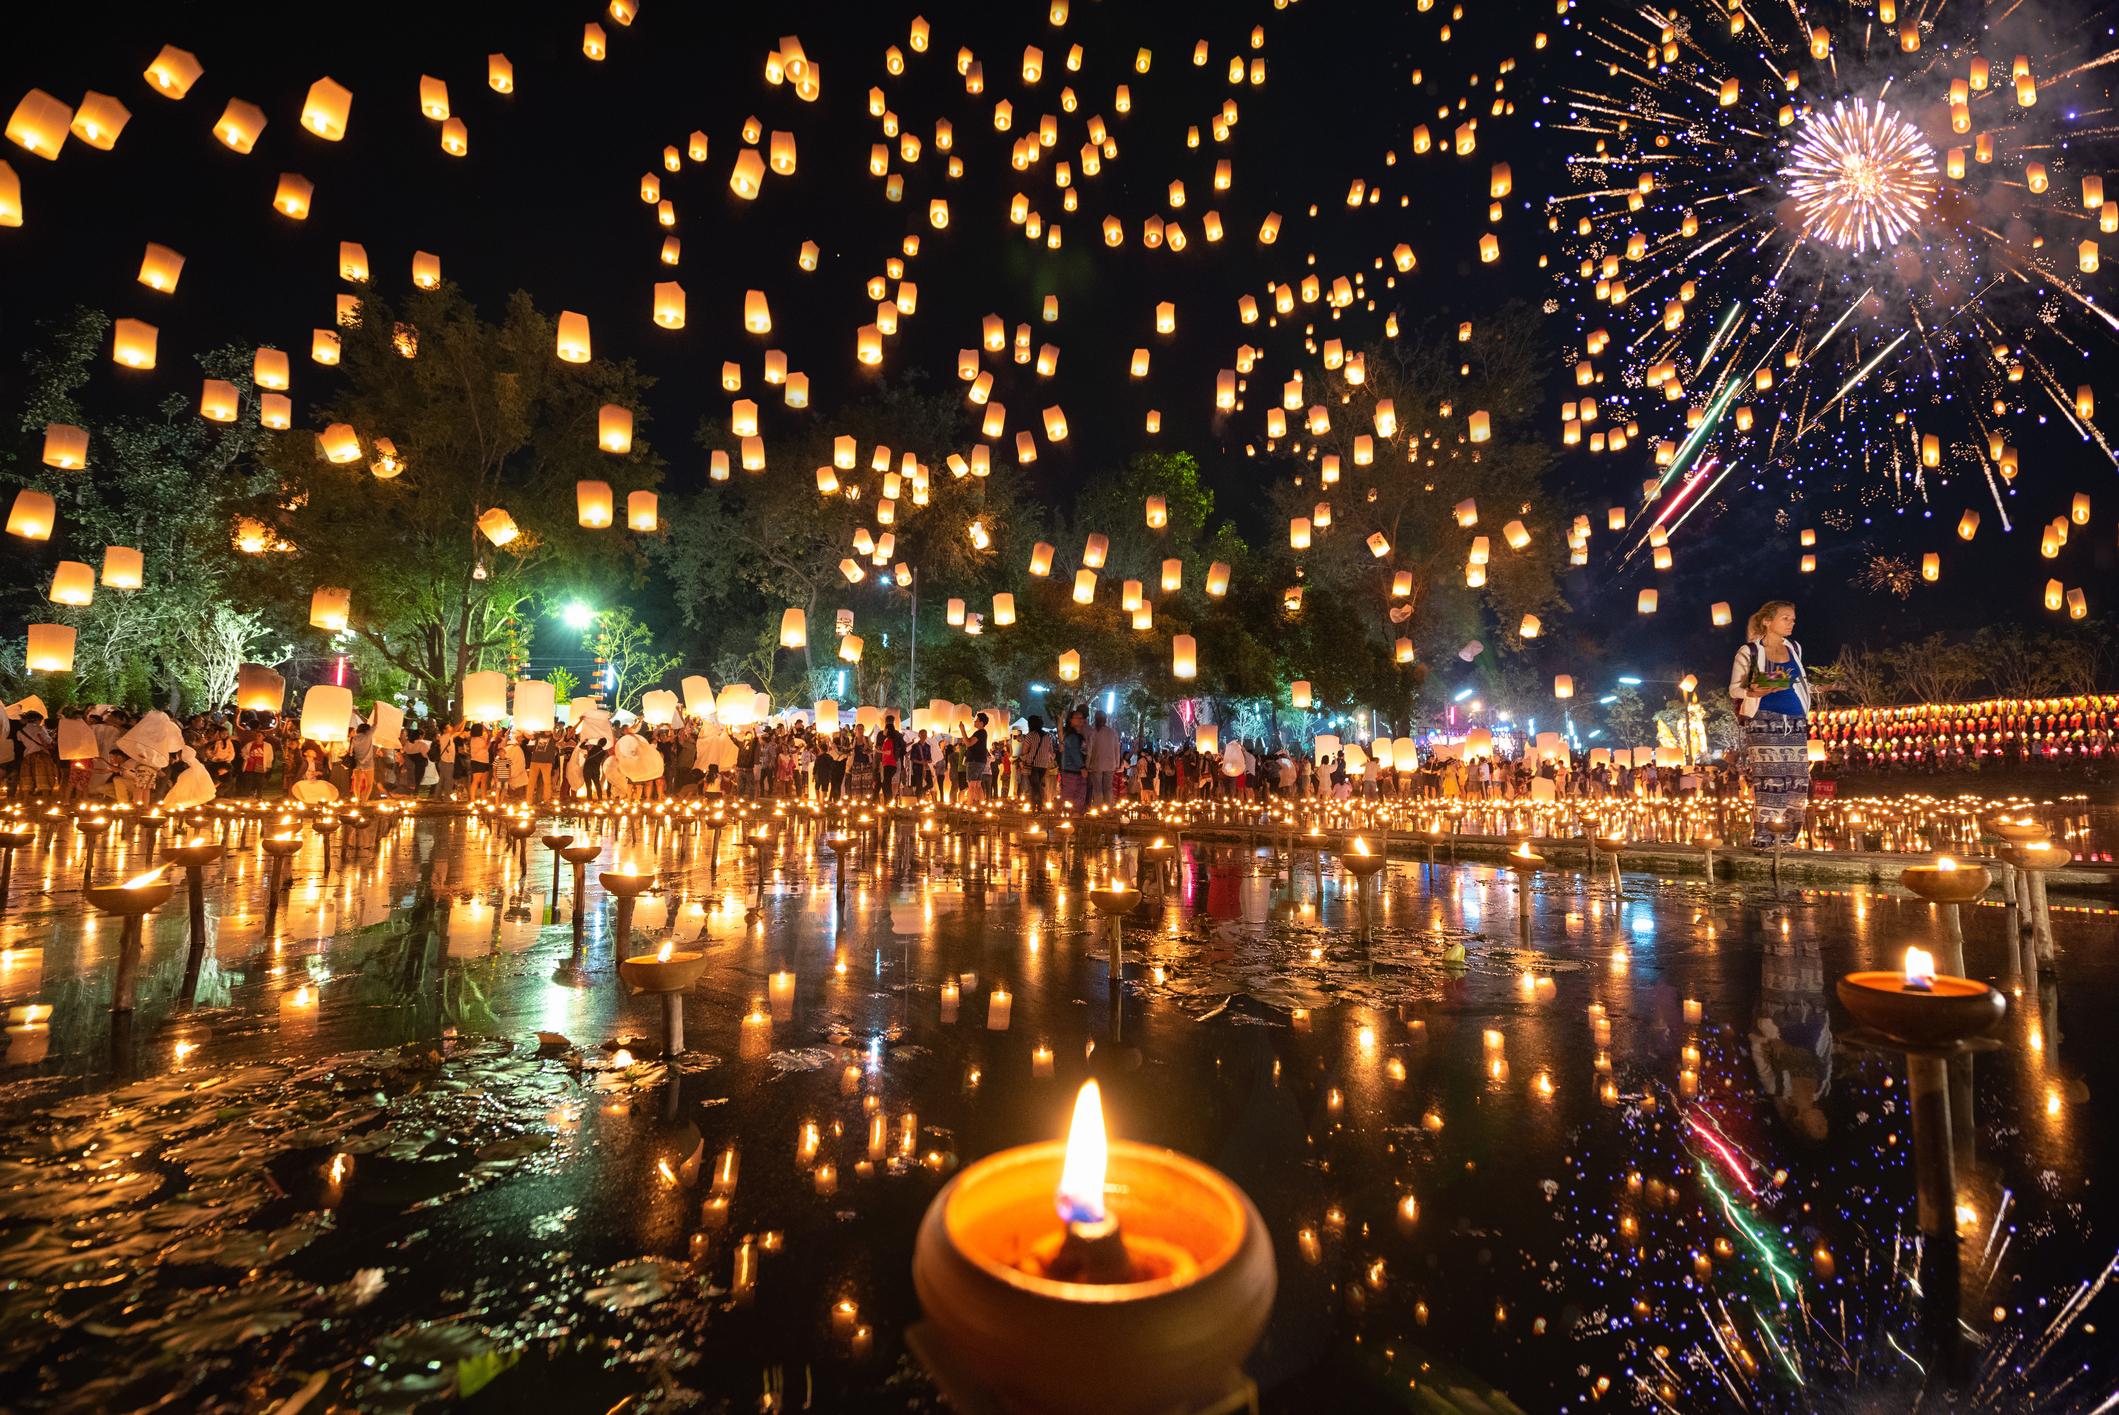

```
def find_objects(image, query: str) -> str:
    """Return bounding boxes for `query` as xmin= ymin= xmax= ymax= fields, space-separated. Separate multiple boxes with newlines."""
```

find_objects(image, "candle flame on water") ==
xmin=1903 ymin=947 xmax=1937 ymax=986
xmin=1056 ymin=1080 xmax=1108 ymax=1224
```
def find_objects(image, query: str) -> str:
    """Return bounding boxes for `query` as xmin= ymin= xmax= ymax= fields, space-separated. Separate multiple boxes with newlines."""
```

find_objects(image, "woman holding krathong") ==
xmin=1729 ymin=600 xmax=1812 ymax=849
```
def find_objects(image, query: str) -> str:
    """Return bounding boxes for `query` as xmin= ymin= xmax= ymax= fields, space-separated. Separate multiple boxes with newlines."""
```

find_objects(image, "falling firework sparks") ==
xmin=1780 ymin=99 xmax=1939 ymax=252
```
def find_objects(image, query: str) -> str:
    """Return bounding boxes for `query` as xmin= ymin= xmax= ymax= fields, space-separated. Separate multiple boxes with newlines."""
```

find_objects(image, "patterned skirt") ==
xmin=1744 ymin=709 xmax=1810 ymax=846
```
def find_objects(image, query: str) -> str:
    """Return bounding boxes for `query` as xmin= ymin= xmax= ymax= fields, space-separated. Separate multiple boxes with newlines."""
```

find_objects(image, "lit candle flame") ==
xmin=1937 ymin=856 xmax=1956 ymax=870
xmin=120 ymin=866 xmax=169 ymax=889
xmin=1055 ymin=1080 xmax=1108 ymax=1224
xmin=657 ymin=941 xmax=674 ymax=962
xmin=1903 ymin=947 xmax=1937 ymax=988
xmin=620 ymin=861 xmax=638 ymax=876
xmin=1353 ymin=837 xmax=1370 ymax=855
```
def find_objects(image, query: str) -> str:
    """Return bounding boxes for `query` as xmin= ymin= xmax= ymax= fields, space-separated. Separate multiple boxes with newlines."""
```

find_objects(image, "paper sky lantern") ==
xmin=309 ymin=586 xmax=350 ymax=631
xmin=1922 ymin=552 xmax=1941 ymax=581
xmin=598 ymin=405 xmax=634 ymax=453
xmin=112 ymin=319 xmax=157 ymax=369
xmin=2045 ymin=578 xmax=2065 ymax=611
xmin=312 ymin=329 xmax=340 ymax=364
xmin=132 ymin=243 xmax=187 ymax=295
xmin=1638 ymin=589 xmax=1659 ymax=613
xmin=488 ymin=55 xmax=514 ymax=91
xmin=233 ymin=518 xmax=271 ymax=553
xmin=41 ymin=424 xmax=86 ymax=469
xmin=2072 ymin=493 xmax=2092 ymax=524
xmin=236 ymin=663 xmax=284 ymax=712
xmin=477 ymin=508 xmax=519 ymax=545
xmin=1029 ymin=542 xmax=1055 ymax=576
xmin=0 ymin=160 xmax=18 ymax=226
xmin=145 ymin=46 xmax=205 ymax=98
xmin=513 ymin=679 xmax=556 ymax=731
xmin=640 ymin=690 xmax=679 ymax=726
xmin=301 ymin=77 xmax=352 ymax=139
xmin=992 ymin=593 xmax=1016 ymax=626
xmin=1290 ymin=517 xmax=1311 ymax=550
xmin=731 ymin=149 xmax=766 ymax=198
xmin=48 ymin=562 xmax=92 ymax=606
xmin=781 ymin=608 xmax=808 ymax=647
xmin=556 ymin=311 xmax=591 ymax=362
xmin=1173 ymin=634 xmax=1198 ymax=678
xmin=301 ymin=684 xmax=353 ymax=742
xmin=582 ymin=24 xmax=607 ymax=58
xmin=319 ymin=424 xmax=361 ymax=463
xmin=628 ymin=491 xmax=657 ymax=530
xmin=102 ymin=546 xmax=142 ymax=589
xmin=1073 ymin=569 xmax=1097 ymax=603
xmin=681 ymin=675 xmax=714 ymax=716
xmin=23 ymin=623 xmax=74 ymax=672
xmin=1207 ymin=561 xmax=1231 ymax=596
xmin=195 ymin=378 xmax=239 ymax=423
xmin=838 ymin=634 xmax=864 ymax=664
xmin=272 ymin=173 xmax=313 ymax=218
xmin=1367 ymin=532 xmax=1391 ymax=557
xmin=1082 ymin=533 xmax=1109 ymax=568
xmin=577 ymin=480 xmax=614 ymax=527
xmin=947 ymin=597 xmax=967 ymax=626
xmin=6 ymin=90 xmax=71 ymax=159
xmin=2068 ymin=588 xmax=2087 ymax=618
xmin=1711 ymin=601 xmax=1733 ymax=626
xmin=462 ymin=671 xmax=507 ymax=721
xmin=1291 ymin=680 xmax=1312 ymax=709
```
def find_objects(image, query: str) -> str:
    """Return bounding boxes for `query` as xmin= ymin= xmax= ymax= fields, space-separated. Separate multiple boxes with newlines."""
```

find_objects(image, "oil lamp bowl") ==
xmin=1996 ymin=843 xmax=2059 ymax=873
xmin=0 ymin=830 xmax=33 ymax=849
xmin=260 ymin=836 xmax=304 ymax=858
xmin=163 ymin=843 xmax=225 ymax=869
xmin=1339 ymin=851 xmax=1388 ymax=879
xmin=600 ymin=870 xmax=654 ymax=898
xmin=1089 ymin=886 xmax=1142 ymax=915
xmin=541 ymin=834 xmax=576 ymax=851
xmin=1985 ymin=817 xmax=2049 ymax=844
xmin=617 ymin=951 xmax=706 ymax=994
xmin=1137 ymin=844 xmax=1175 ymax=866
xmin=913 ymin=1138 xmax=1275 ymax=1415
xmin=505 ymin=821 xmax=540 ymax=840
xmin=558 ymin=844 xmax=603 ymax=865
xmin=1836 ymin=972 xmax=2005 ymax=1049
xmin=1897 ymin=864 xmax=1990 ymax=904
xmin=84 ymin=880 xmax=176 ymax=917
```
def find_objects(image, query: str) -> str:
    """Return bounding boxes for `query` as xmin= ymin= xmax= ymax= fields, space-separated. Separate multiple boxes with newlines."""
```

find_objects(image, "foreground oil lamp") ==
xmin=1837 ymin=946 xmax=2005 ymax=1383
xmin=1340 ymin=836 xmax=1387 ymax=943
xmin=0 ymin=824 xmax=34 ymax=914
xmin=618 ymin=938 xmax=706 ymax=1054
xmin=911 ymin=1081 xmax=1275 ymax=1415
xmin=86 ymin=866 xmax=176 ymax=1012
xmin=1897 ymin=856 xmax=1989 ymax=974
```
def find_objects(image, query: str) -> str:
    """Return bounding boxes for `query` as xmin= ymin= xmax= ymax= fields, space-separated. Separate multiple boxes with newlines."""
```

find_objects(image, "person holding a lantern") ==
xmin=1728 ymin=600 xmax=1812 ymax=849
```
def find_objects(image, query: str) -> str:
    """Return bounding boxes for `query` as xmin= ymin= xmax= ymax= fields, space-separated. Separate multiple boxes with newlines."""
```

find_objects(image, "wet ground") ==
xmin=1 ymin=808 xmax=2114 ymax=1413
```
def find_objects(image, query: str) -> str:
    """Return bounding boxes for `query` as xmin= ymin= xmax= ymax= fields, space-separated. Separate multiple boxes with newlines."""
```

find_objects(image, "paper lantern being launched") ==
xmin=780 ymin=608 xmax=807 ymax=647
xmin=512 ymin=678 xmax=556 ymax=731
xmin=462 ymin=671 xmax=508 ymax=721
xmin=8 ymin=489 xmax=55 ymax=539
xmin=301 ymin=684 xmax=353 ymax=742
xmin=236 ymin=662 xmax=285 ymax=712
xmin=24 ymin=624 xmax=74 ymax=672
xmin=1172 ymin=634 xmax=1198 ymax=679
xmin=577 ymin=480 xmax=614 ymax=527
xmin=1058 ymin=650 xmax=1081 ymax=681
xmin=640 ymin=690 xmax=679 ymax=726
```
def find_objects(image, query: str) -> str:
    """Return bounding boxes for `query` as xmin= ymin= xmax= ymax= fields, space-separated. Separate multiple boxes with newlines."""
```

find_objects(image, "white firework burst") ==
xmin=1780 ymin=99 xmax=1940 ymax=252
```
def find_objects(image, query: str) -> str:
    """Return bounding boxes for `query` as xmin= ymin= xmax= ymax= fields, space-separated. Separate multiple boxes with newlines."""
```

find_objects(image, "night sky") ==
xmin=2 ymin=0 xmax=2110 ymax=702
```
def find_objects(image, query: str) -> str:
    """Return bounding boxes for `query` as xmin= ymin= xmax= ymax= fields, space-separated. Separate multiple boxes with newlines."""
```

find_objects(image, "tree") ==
xmin=225 ymin=284 xmax=664 ymax=719
xmin=1264 ymin=302 xmax=1566 ymax=704
xmin=1602 ymin=685 xmax=1649 ymax=748
xmin=2042 ymin=620 xmax=2116 ymax=696
xmin=1973 ymin=624 xmax=2062 ymax=699
xmin=587 ymin=607 xmax=681 ymax=715
xmin=655 ymin=378 xmax=1022 ymax=689
xmin=1888 ymin=632 xmax=1980 ymax=704
xmin=4 ymin=310 xmax=285 ymax=711
xmin=1812 ymin=644 xmax=1894 ymax=711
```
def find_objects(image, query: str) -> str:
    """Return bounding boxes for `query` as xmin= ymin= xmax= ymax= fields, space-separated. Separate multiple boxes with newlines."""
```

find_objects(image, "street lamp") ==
xmin=562 ymin=602 xmax=596 ymax=629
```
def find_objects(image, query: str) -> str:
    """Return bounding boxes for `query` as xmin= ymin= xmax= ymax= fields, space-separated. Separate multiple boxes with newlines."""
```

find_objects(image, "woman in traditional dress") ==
xmin=1728 ymin=600 xmax=1812 ymax=849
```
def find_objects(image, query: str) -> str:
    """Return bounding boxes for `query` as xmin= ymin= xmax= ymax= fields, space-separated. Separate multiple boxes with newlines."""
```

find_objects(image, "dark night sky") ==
xmin=2 ymin=0 xmax=2110 ymax=702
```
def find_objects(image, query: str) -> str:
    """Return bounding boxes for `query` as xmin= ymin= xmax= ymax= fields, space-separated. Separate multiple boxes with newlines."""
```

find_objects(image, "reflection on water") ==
xmin=0 ymin=809 xmax=2112 ymax=1412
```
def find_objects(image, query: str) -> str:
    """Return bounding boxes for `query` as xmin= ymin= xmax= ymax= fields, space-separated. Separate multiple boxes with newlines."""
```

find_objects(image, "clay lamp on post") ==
xmin=75 ymin=814 xmax=112 ymax=891
xmin=1898 ymin=856 xmax=1990 ymax=976
xmin=1982 ymin=814 xmax=2045 ymax=909
xmin=618 ymin=937 xmax=708 ymax=1055
xmin=86 ymin=866 xmax=176 ymax=1014
xmin=504 ymin=815 xmax=540 ymax=869
xmin=1837 ymin=947 xmax=2005 ymax=1385
xmin=0 ymin=825 xmax=34 ymax=915
xmin=1507 ymin=842 xmax=1544 ymax=944
xmin=259 ymin=832 xmax=304 ymax=933
xmin=824 ymin=832 xmax=853 ymax=909
xmin=163 ymin=836 xmax=225 ymax=1004
xmin=1088 ymin=882 xmax=1141 ymax=990
xmin=601 ymin=860 xmax=655 ymax=954
xmin=1137 ymin=837 xmax=1175 ymax=894
xmin=745 ymin=825 xmax=778 ymax=916
xmin=548 ymin=842 xmax=600 ymax=951
xmin=1418 ymin=820 xmax=1451 ymax=871
xmin=910 ymin=1081 xmax=1276 ymax=1415
xmin=1340 ymin=836 xmax=1387 ymax=944
xmin=1995 ymin=839 xmax=2059 ymax=975
xmin=540 ymin=832 xmax=576 ymax=918
xmin=311 ymin=812 xmax=340 ymax=878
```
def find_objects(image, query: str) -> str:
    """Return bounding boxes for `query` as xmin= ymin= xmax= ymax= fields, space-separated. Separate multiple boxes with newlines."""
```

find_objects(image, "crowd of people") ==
xmin=0 ymin=696 xmax=1750 ymax=816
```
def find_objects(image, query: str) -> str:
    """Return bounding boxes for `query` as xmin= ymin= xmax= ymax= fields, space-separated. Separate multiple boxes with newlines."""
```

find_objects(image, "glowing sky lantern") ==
xmin=301 ymin=78 xmax=352 ymax=140
xmin=41 ymin=425 xmax=86 ymax=469
xmin=273 ymin=173 xmax=314 ymax=219
xmin=309 ymin=586 xmax=350 ymax=631
xmin=26 ymin=624 xmax=76 ymax=672
xmin=6 ymin=90 xmax=72 ymax=159
xmin=144 ymin=46 xmax=205 ymax=98
xmin=577 ymin=481 xmax=614 ymax=527
xmin=48 ymin=562 xmax=93 ymax=606
xmin=488 ymin=55 xmax=514 ymax=92
xmin=102 ymin=546 xmax=142 ymax=589
xmin=629 ymin=491 xmax=657 ymax=531
xmin=112 ymin=319 xmax=158 ymax=369
xmin=556 ymin=312 xmax=591 ymax=362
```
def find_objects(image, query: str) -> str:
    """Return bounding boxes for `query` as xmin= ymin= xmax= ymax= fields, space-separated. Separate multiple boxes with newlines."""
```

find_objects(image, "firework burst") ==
xmin=1549 ymin=0 xmax=2119 ymax=587
xmin=1781 ymin=99 xmax=1939 ymax=252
